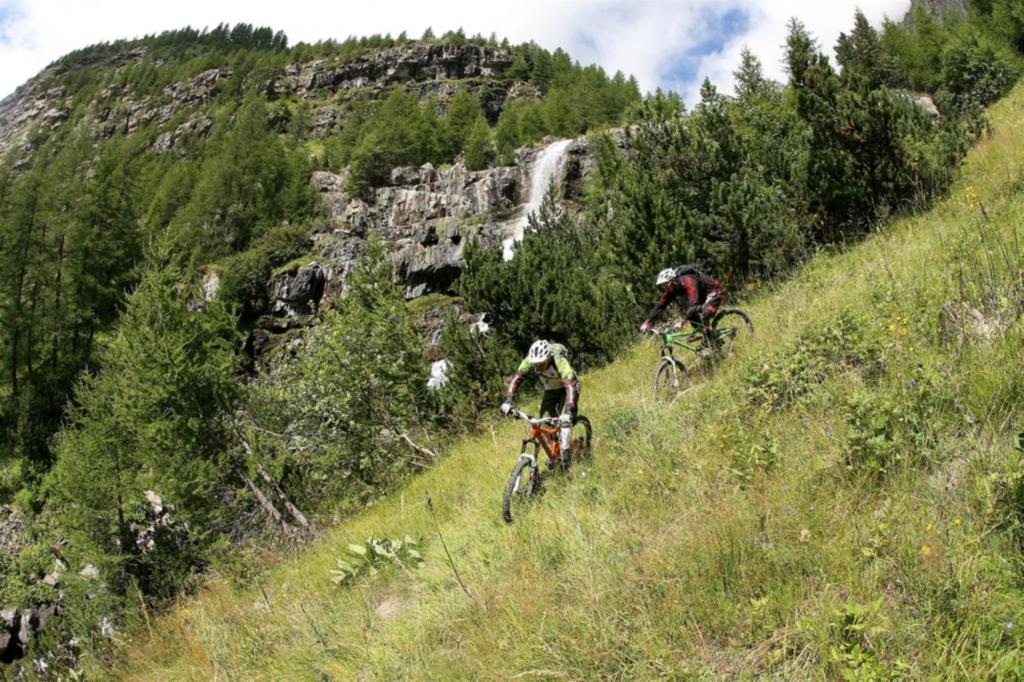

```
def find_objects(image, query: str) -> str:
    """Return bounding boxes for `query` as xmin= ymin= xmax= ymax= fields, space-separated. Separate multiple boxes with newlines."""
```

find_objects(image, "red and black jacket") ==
xmin=645 ymin=273 xmax=724 ymax=325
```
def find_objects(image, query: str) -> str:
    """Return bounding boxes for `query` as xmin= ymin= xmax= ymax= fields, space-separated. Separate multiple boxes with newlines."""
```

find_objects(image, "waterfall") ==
xmin=501 ymin=138 xmax=573 ymax=261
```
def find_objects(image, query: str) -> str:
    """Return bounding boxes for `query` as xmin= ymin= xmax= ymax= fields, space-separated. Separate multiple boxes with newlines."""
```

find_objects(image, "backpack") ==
xmin=548 ymin=342 xmax=572 ymax=360
xmin=673 ymin=264 xmax=703 ymax=280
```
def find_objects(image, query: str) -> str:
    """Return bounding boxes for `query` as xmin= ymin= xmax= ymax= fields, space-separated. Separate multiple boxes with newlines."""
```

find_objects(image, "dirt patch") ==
xmin=375 ymin=596 xmax=405 ymax=621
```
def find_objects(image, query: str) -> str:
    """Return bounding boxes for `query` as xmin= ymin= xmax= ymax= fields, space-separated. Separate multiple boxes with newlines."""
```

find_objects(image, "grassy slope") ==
xmin=106 ymin=88 xmax=1024 ymax=680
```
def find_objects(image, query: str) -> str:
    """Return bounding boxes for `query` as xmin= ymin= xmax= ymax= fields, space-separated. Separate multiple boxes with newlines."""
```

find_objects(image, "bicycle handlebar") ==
xmin=507 ymin=408 xmax=561 ymax=427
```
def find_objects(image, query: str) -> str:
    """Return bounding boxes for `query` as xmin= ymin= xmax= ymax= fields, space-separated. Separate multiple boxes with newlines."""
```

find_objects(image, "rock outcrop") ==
xmin=266 ymin=262 xmax=326 ymax=323
xmin=0 ymin=506 xmax=25 ymax=556
xmin=308 ymin=156 xmax=527 ymax=302
xmin=904 ymin=0 xmax=967 ymax=25
xmin=270 ymin=45 xmax=532 ymax=125
xmin=0 ymin=48 xmax=147 ymax=164
xmin=0 ymin=604 xmax=61 ymax=664
xmin=279 ymin=45 xmax=513 ymax=96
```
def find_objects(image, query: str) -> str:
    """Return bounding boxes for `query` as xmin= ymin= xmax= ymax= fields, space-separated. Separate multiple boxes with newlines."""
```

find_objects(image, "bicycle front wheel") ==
xmin=653 ymin=357 xmax=688 ymax=402
xmin=711 ymin=308 xmax=754 ymax=356
xmin=502 ymin=455 xmax=538 ymax=523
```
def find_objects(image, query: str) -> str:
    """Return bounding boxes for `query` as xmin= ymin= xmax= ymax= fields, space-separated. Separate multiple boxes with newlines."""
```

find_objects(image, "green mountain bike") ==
xmin=648 ymin=308 xmax=753 ymax=401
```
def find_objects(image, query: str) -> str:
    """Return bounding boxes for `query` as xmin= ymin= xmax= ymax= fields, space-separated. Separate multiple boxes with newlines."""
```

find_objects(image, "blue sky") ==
xmin=0 ymin=2 xmax=20 ymax=45
xmin=660 ymin=8 xmax=751 ymax=92
xmin=0 ymin=0 xmax=912 ymax=102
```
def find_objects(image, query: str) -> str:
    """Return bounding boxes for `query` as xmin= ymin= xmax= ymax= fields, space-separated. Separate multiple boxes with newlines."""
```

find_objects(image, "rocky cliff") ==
xmin=248 ymin=133 xmax=612 ymax=358
xmin=0 ymin=43 xmax=537 ymax=168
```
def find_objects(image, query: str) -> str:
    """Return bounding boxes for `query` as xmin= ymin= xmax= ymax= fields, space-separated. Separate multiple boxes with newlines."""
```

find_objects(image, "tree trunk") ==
xmin=241 ymin=471 xmax=296 ymax=535
xmin=256 ymin=463 xmax=313 ymax=532
xmin=400 ymin=433 xmax=439 ymax=467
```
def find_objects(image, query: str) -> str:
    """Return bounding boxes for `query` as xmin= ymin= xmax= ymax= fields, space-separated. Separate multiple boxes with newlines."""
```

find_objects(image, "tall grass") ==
xmin=101 ymin=86 xmax=1024 ymax=680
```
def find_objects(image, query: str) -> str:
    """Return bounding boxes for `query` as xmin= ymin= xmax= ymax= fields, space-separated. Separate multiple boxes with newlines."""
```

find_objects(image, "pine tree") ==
xmin=48 ymin=263 xmax=240 ymax=597
xmin=835 ymin=10 xmax=899 ymax=90
xmin=733 ymin=48 xmax=770 ymax=100
xmin=460 ymin=184 xmax=633 ymax=365
xmin=495 ymin=105 xmax=522 ymax=164
xmin=463 ymin=116 xmax=496 ymax=170
xmin=442 ymin=90 xmax=484 ymax=160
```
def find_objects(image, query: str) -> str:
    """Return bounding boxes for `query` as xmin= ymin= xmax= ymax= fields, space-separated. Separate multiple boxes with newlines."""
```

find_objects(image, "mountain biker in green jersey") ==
xmin=500 ymin=340 xmax=580 ymax=467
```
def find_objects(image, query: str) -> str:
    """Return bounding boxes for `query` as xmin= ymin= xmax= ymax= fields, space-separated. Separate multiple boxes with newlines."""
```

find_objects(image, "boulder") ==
xmin=203 ymin=270 xmax=220 ymax=302
xmin=34 ymin=604 xmax=57 ymax=631
xmin=42 ymin=557 xmax=68 ymax=587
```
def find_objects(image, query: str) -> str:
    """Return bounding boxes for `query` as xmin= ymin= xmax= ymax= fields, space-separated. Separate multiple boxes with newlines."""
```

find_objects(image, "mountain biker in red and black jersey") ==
xmin=638 ymin=266 xmax=725 ymax=351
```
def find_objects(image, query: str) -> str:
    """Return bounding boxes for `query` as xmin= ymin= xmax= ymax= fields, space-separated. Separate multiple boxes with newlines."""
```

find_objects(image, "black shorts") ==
xmin=539 ymin=380 xmax=580 ymax=419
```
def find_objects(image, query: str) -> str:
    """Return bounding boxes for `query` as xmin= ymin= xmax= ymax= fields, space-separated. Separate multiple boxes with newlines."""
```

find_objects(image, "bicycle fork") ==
xmin=513 ymin=440 xmax=541 ymax=494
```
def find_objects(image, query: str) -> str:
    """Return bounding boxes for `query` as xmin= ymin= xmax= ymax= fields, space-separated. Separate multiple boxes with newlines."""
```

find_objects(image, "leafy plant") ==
xmin=728 ymin=431 xmax=779 ymax=487
xmin=745 ymin=311 xmax=882 ymax=411
xmin=843 ymin=364 xmax=948 ymax=478
xmin=826 ymin=599 xmax=898 ymax=681
xmin=330 ymin=536 xmax=424 ymax=586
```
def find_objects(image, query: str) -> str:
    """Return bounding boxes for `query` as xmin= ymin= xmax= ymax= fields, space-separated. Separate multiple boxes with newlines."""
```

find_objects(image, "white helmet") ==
xmin=656 ymin=268 xmax=676 ymax=287
xmin=527 ymin=339 xmax=552 ymax=364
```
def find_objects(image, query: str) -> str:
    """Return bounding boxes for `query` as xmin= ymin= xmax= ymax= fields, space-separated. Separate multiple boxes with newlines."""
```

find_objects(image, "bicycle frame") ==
xmin=657 ymin=324 xmax=733 ymax=357
xmin=522 ymin=422 xmax=561 ymax=466
xmin=508 ymin=409 xmax=563 ymax=466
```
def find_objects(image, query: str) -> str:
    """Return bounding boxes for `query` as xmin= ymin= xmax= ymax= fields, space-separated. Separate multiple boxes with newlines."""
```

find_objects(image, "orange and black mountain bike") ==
xmin=501 ymin=408 xmax=592 ymax=523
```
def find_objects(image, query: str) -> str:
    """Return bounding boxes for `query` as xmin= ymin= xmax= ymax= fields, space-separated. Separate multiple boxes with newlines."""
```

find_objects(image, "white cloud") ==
xmin=685 ymin=0 xmax=912 ymax=105
xmin=0 ymin=0 xmax=911 ymax=102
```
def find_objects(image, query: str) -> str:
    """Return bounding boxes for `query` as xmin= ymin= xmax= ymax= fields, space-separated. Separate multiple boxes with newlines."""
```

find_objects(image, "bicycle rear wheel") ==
xmin=653 ymin=357 xmax=688 ymax=402
xmin=502 ymin=455 xmax=538 ymax=523
xmin=711 ymin=308 xmax=754 ymax=356
xmin=571 ymin=416 xmax=592 ymax=462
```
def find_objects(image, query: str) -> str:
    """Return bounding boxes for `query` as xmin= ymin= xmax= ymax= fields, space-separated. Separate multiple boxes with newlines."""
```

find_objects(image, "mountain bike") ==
xmin=501 ymin=408 xmax=592 ymax=523
xmin=649 ymin=307 xmax=754 ymax=401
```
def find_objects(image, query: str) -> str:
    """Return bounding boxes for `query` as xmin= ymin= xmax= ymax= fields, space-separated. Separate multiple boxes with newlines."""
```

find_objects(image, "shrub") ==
xmin=939 ymin=30 xmax=1019 ymax=114
xmin=745 ymin=311 xmax=883 ymax=411
xmin=245 ymin=241 xmax=431 ymax=510
xmin=843 ymin=364 xmax=949 ymax=478
xmin=215 ymin=223 xmax=313 ymax=315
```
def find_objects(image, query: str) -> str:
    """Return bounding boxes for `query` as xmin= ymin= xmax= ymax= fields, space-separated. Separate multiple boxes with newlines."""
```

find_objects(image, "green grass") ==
xmin=269 ymin=254 xmax=318 ymax=277
xmin=101 ymin=87 xmax=1024 ymax=680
